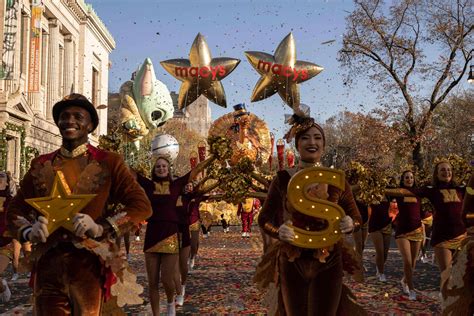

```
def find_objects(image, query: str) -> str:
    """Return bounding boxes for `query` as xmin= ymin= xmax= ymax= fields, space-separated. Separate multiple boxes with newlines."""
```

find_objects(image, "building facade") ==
xmin=0 ymin=0 xmax=115 ymax=181
xmin=169 ymin=92 xmax=211 ymax=138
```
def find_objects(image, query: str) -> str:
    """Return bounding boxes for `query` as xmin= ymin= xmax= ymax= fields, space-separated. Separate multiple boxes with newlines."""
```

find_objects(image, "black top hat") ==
xmin=233 ymin=103 xmax=249 ymax=118
xmin=233 ymin=103 xmax=246 ymax=111
xmin=52 ymin=94 xmax=99 ymax=132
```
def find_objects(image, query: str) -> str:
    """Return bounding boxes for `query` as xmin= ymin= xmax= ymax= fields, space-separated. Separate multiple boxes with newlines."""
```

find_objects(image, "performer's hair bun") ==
xmin=283 ymin=104 xmax=325 ymax=146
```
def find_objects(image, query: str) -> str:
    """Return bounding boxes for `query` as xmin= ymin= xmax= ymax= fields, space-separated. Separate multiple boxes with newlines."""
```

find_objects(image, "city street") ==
xmin=1 ymin=225 xmax=441 ymax=315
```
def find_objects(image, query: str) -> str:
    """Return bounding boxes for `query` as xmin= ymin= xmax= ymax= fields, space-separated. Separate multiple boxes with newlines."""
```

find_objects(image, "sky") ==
xmin=84 ymin=0 xmax=404 ymax=140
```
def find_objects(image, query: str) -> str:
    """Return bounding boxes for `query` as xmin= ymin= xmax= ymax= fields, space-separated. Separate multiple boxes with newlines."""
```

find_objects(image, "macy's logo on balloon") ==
xmin=175 ymin=66 xmax=226 ymax=80
xmin=257 ymin=60 xmax=308 ymax=81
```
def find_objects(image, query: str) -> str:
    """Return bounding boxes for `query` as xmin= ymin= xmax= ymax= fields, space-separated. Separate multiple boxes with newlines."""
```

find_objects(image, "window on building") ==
xmin=92 ymin=67 xmax=99 ymax=106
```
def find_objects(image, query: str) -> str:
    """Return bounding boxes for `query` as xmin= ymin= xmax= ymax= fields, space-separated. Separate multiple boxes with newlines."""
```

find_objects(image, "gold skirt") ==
xmin=0 ymin=245 xmax=12 ymax=259
xmin=396 ymin=226 xmax=424 ymax=242
xmin=421 ymin=215 xmax=433 ymax=226
xmin=189 ymin=221 xmax=201 ymax=232
xmin=435 ymin=233 xmax=468 ymax=250
xmin=379 ymin=223 xmax=392 ymax=235
xmin=145 ymin=233 xmax=179 ymax=254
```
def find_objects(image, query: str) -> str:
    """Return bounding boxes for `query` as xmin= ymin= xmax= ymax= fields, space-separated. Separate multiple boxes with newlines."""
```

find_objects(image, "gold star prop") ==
xmin=25 ymin=171 xmax=97 ymax=235
xmin=245 ymin=33 xmax=323 ymax=110
xmin=160 ymin=33 xmax=240 ymax=109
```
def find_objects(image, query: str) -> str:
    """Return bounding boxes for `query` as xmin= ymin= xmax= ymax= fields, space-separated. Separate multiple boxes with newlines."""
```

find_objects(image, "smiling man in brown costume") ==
xmin=6 ymin=94 xmax=152 ymax=315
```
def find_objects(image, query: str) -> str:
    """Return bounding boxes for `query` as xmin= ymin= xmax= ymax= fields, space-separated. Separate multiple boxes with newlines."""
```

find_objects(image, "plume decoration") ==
xmin=208 ymin=136 xmax=233 ymax=161
xmin=345 ymin=162 xmax=388 ymax=205
xmin=283 ymin=104 xmax=319 ymax=143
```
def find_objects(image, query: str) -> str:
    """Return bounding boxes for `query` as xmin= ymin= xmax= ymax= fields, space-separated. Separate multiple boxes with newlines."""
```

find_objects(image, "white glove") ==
xmin=73 ymin=213 xmax=103 ymax=238
xmin=28 ymin=216 xmax=49 ymax=243
xmin=278 ymin=220 xmax=295 ymax=242
xmin=339 ymin=215 xmax=354 ymax=233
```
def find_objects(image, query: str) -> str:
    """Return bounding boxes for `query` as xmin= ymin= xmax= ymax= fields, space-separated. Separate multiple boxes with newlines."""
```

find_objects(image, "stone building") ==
xmin=0 ymin=0 xmax=115 ymax=181
xmin=169 ymin=92 xmax=211 ymax=138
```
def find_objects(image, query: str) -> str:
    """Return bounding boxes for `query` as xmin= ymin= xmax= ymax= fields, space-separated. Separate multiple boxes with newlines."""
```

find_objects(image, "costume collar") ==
xmin=59 ymin=143 xmax=89 ymax=158
xmin=298 ymin=160 xmax=321 ymax=169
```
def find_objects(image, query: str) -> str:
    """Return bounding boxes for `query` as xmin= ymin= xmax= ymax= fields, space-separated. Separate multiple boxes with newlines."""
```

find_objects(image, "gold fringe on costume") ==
xmin=189 ymin=221 xmax=201 ymax=232
xmin=379 ymin=223 xmax=392 ymax=235
xmin=441 ymin=236 xmax=474 ymax=316
xmin=0 ymin=245 xmax=12 ymax=259
xmin=101 ymin=297 xmax=126 ymax=316
xmin=254 ymin=241 xmax=280 ymax=291
xmin=253 ymin=240 xmax=366 ymax=315
xmin=254 ymin=241 xmax=280 ymax=315
xmin=436 ymin=233 xmax=467 ymax=250
xmin=396 ymin=226 xmax=424 ymax=242
xmin=421 ymin=215 xmax=433 ymax=226
xmin=73 ymin=238 xmax=144 ymax=312
xmin=145 ymin=233 xmax=179 ymax=254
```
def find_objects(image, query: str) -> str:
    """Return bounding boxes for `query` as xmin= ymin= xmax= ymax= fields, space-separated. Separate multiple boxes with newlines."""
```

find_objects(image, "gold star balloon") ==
xmin=160 ymin=33 xmax=240 ymax=109
xmin=25 ymin=171 xmax=97 ymax=235
xmin=245 ymin=33 xmax=324 ymax=110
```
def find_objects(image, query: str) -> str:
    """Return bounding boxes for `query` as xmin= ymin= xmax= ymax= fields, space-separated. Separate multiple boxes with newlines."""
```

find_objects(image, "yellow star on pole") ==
xmin=25 ymin=171 xmax=97 ymax=235
xmin=245 ymin=33 xmax=324 ymax=110
xmin=160 ymin=33 xmax=240 ymax=109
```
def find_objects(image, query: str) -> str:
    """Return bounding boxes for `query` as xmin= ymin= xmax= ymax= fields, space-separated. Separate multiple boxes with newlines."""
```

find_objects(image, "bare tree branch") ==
xmin=338 ymin=0 xmax=473 ymax=169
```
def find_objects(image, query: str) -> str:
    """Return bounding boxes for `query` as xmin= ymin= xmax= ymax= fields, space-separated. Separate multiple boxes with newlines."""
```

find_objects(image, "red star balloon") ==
xmin=161 ymin=33 xmax=240 ymax=109
xmin=245 ymin=33 xmax=323 ymax=110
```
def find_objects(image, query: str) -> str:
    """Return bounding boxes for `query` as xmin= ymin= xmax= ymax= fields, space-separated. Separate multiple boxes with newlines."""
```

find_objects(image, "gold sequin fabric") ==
xmin=189 ymin=221 xmax=201 ymax=232
xmin=0 ymin=245 xmax=12 ymax=259
xmin=145 ymin=233 xmax=179 ymax=254
xmin=379 ymin=223 xmax=392 ymax=235
xmin=435 ymin=233 xmax=468 ymax=250
xmin=396 ymin=226 xmax=424 ymax=241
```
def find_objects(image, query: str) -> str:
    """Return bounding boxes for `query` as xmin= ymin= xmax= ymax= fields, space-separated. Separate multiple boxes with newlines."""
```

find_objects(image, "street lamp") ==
xmin=468 ymin=65 xmax=474 ymax=84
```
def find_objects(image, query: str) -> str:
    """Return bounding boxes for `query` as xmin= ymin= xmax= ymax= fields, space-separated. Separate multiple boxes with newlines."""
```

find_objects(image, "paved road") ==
xmin=1 ymin=225 xmax=442 ymax=315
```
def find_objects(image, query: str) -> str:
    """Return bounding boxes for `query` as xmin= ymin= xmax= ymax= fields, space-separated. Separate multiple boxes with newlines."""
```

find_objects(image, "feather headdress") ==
xmin=283 ymin=104 xmax=325 ymax=145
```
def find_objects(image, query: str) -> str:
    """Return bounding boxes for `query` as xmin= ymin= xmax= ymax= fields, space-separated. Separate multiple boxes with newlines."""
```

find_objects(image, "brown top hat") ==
xmin=52 ymin=94 xmax=99 ymax=132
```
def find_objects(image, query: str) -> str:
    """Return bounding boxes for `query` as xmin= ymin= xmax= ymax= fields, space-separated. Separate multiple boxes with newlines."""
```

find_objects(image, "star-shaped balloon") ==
xmin=25 ymin=171 xmax=97 ymax=235
xmin=161 ymin=33 xmax=240 ymax=109
xmin=245 ymin=33 xmax=323 ymax=110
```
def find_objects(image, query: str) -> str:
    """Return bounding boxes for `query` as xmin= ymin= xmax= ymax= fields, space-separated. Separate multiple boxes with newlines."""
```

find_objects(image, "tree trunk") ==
xmin=412 ymin=141 xmax=425 ymax=170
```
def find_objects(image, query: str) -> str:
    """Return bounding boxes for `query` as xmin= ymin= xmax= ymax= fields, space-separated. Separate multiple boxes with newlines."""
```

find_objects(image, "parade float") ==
xmin=121 ymin=58 xmax=174 ymax=140
xmin=204 ymin=103 xmax=272 ymax=201
xmin=99 ymin=58 xmax=175 ymax=173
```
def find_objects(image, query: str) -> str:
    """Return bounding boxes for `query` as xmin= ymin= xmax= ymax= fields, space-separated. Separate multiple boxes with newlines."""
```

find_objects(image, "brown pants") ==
xmin=279 ymin=250 xmax=343 ymax=316
xmin=34 ymin=244 xmax=103 ymax=315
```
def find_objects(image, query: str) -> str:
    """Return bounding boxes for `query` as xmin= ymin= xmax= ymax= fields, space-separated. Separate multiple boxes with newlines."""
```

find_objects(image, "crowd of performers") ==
xmin=0 ymin=93 xmax=472 ymax=316
xmin=254 ymin=111 xmax=473 ymax=315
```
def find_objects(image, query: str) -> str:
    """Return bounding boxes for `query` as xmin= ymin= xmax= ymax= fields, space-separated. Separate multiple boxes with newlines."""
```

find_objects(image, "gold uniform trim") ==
xmin=59 ymin=144 xmax=88 ymax=158
xmin=396 ymin=226 xmax=424 ymax=241
xmin=379 ymin=223 xmax=392 ymax=235
xmin=145 ymin=234 xmax=179 ymax=254
xmin=403 ymin=196 xmax=418 ymax=203
xmin=189 ymin=221 xmax=201 ymax=232
xmin=435 ymin=233 xmax=467 ymax=250
xmin=421 ymin=215 xmax=433 ymax=226
xmin=0 ymin=246 xmax=12 ymax=259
